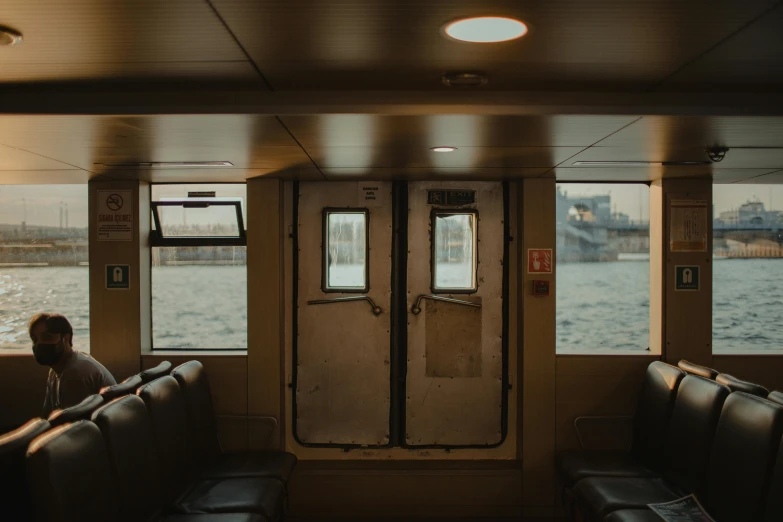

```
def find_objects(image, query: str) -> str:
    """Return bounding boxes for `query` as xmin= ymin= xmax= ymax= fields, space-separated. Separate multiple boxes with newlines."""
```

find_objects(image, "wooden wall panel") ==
xmin=0 ymin=356 xmax=50 ymax=430
xmin=88 ymin=179 xmax=149 ymax=381
xmin=520 ymin=178 xmax=557 ymax=507
xmin=713 ymin=356 xmax=783 ymax=392
xmin=247 ymin=178 xmax=285 ymax=450
xmin=662 ymin=179 xmax=713 ymax=366
xmin=556 ymin=355 xmax=658 ymax=453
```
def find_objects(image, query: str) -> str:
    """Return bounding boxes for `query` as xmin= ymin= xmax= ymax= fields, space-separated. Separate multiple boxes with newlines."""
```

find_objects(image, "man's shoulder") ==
xmin=62 ymin=352 xmax=115 ymax=382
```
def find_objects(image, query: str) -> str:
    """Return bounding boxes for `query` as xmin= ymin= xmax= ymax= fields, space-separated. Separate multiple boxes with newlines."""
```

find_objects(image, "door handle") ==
xmin=410 ymin=295 xmax=481 ymax=315
xmin=307 ymin=296 xmax=383 ymax=316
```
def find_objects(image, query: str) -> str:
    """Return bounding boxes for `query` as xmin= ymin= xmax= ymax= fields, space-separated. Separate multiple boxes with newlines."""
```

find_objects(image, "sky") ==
xmin=558 ymin=183 xmax=783 ymax=221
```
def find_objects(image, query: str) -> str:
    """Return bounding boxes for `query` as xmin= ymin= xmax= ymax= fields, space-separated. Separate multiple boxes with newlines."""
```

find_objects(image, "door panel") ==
xmin=296 ymin=182 xmax=392 ymax=446
xmin=406 ymin=182 xmax=505 ymax=446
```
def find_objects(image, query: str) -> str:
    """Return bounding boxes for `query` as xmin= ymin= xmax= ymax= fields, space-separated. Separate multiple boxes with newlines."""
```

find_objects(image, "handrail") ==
xmin=307 ymin=296 xmax=382 ymax=316
xmin=410 ymin=294 xmax=481 ymax=315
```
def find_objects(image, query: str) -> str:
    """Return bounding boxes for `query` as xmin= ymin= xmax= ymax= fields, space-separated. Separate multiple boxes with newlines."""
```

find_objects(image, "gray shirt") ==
xmin=42 ymin=351 xmax=117 ymax=416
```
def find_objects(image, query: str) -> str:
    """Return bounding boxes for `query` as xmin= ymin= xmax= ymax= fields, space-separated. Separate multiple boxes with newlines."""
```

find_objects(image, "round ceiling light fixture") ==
xmin=444 ymin=17 xmax=528 ymax=43
xmin=431 ymin=146 xmax=458 ymax=152
xmin=0 ymin=26 xmax=23 ymax=47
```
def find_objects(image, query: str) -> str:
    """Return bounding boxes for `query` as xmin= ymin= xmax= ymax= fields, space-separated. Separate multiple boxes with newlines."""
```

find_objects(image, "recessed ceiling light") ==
xmin=444 ymin=17 xmax=528 ymax=43
xmin=100 ymin=161 xmax=234 ymax=168
xmin=431 ymin=147 xmax=458 ymax=152
xmin=442 ymin=73 xmax=488 ymax=87
xmin=0 ymin=26 xmax=23 ymax=47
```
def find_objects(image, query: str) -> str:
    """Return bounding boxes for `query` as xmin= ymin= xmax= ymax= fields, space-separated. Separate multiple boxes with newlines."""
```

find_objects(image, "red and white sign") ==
xmin=527 ymin=248 xmax=552 ymax=274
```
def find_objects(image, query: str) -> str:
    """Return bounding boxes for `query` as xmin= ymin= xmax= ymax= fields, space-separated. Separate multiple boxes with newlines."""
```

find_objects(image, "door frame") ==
xmin=287 ymin=180 xmax=517 ymax=459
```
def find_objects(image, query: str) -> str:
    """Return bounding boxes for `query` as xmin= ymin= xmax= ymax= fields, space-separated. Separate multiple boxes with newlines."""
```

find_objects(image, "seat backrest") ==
xmin=26 ymin=421 xmax=118 ymax=522
xmin=677 ymin=359 xmax=718 ymax=380
xmin=139 ymin=360 xmax=173 ymax=383
xmin=91 ymin=394 xmax=163 ymax=522
xmin=47 ymin=394 xmax=105 ymax=427
xmin=764 ymin=434 xmax=783 ymax=522
xmin=171 ymin=360 xmax=221 ymax=466
xmin=100 ymin=374 xmax=143 ymax=402
xmin=715 ymin=373 xmax=769 ymax=397
xmin=632 ymin=361 xmax=685 ymax=470
xmin=0 ymin=418 xmax=51 ymax=521
xmin=706 ymin=392 xmax=783 ymax=522
xmin=662 ymin=375 xmax=730 ymax=497
xmin=767 ymin=391 xmax=783 ymax=407
xmin=137 ymin=375 xmax=191 ymax=498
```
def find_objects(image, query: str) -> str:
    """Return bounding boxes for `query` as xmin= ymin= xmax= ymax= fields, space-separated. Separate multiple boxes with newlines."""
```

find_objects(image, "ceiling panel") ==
xmin=321 ymin=167 xmax=548 ymax=180
xmin=308 ymin=146 xmax=581 ymax=169
xmin=0 ymin=115 xmax=311 ymax=171
xmin=0 ymin=143 xmax=81 ymax=170
xmin=0 ymin=0 xmax=256 ymax=83
xmin=660 ymin=4 xmax=783 ymax=90
xmin=594 ymin=116 xmax=783 ymax=149
xmin=281 ymin=115 xmax=637 ymax=148
xmin=731 ymin=169 xmax=783 ymax=184
xmin=0 ymin=62 xmax=259 ymax=83
xmin=568 ymin=147 xmax=783 ymax=170
xmin=553 ymin=166 xmax=713 ymax=182
xmin=100 ymin=167 xmax=324 ymax=183
xmin=213 ymin=0 xmax=778 ymax=90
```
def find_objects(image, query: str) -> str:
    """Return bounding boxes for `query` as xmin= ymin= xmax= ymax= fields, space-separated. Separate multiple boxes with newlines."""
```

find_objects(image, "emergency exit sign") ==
xmin=675 ymin=265 xmax=700 ymax=291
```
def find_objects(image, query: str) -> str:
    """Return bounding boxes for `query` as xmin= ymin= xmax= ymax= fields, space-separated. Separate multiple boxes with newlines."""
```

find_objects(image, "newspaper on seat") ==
xmin=647 ymin=494 xmax=716 ymax=521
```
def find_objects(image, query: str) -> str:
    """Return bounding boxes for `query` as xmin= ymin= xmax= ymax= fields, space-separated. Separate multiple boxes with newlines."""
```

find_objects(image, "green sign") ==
xmin=106 ymin=265 xmax=130 ymax=290
xmin=675 ymin=265 xmax=699 ymax=291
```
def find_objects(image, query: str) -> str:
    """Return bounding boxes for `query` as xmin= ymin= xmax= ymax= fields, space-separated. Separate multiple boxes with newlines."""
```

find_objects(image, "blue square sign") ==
xmin=675 ymin=265 xmax=699 ymax=291
xmin=106 ymin=265 xmax=130 ymax=290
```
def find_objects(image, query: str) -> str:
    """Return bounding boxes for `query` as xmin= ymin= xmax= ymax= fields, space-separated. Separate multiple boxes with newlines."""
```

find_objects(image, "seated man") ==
xmin=29 ymin=313 xmax=116 ymax=417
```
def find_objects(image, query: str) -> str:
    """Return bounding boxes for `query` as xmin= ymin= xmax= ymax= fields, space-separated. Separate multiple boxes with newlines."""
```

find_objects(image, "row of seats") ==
xmin=557 ymin=360 xmax=783 ymax=522
xmin=1 ymin=360 xmax=297 ymax=522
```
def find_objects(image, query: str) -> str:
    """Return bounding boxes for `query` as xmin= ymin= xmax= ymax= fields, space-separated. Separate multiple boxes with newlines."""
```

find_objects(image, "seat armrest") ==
xmin=574 ymin=415 xmax=633 ymax=451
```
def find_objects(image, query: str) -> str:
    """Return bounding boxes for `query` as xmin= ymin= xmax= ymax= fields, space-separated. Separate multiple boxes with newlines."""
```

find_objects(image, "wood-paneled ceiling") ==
xmin=1 ymin=1 xmax=782 ymax=183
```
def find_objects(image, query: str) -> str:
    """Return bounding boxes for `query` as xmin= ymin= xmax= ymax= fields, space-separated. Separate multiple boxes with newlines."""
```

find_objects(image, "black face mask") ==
xmin=32 ymin=341 xmax=65 ymax=366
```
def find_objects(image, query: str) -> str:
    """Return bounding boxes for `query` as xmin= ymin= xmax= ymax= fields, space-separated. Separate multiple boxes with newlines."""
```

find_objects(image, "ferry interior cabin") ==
xmin=3 ymin=2 xmax=783 ymax=522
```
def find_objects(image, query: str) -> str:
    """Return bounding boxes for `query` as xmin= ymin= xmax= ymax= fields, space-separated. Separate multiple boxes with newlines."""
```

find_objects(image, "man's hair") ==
xmin=28 ymin=313 xmax=74 ymax=343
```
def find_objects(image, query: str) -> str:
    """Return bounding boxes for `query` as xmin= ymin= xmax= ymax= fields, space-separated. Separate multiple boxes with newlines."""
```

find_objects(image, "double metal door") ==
xmin=295 ymin=181 xmax=505 ymax=447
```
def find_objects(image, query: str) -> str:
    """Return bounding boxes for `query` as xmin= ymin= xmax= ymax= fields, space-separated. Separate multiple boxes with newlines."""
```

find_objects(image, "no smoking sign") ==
xmin=97 ymin=189 xmax=133 ymax=241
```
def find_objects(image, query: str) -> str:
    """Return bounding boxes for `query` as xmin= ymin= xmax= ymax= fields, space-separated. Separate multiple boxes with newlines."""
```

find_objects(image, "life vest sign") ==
xmin=675 ymin=265 xmax=700 ymax=291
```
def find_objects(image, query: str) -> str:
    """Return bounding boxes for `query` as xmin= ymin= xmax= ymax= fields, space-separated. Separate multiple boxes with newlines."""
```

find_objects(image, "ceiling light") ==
xmin=431 ymin=147 xmax=458 ymax=152
xmin=0 ymin=26 xmax=23 ymax=47
xmin=100 ymin=161 xmax=234 ymax=168
xmin=444 ymin=17 xmax=528 ymax=43
xmin=442 ymin=73 xmax=488 ymax=87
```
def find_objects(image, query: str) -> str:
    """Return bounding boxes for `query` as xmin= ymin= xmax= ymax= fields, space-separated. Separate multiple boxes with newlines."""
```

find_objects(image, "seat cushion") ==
xmin=556 ymin=451 xmax=656 ymax=488
xmin=715 ymin=373 xmax=769 ymax=397
xmin=47 ymin=394 xmax=105 ymax=426
xmin=176 ymin=478 xmax=284 ymax=521
xmin=677 ymin=360 xmax=718 ymax=380
xmin=604 ymin=509 xmax=663 ymax=522
xmin=160 ymin=513 xmax=267 ymax=522
xmin=201 ymin=451 xmax=297 ymax=482
xmin=574 ymin=477 xmax=679 ymax=521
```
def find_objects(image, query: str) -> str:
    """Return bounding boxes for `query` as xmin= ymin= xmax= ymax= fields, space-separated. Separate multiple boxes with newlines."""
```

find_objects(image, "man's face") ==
xmin=31 ymin=322 xmax=70 ymax=366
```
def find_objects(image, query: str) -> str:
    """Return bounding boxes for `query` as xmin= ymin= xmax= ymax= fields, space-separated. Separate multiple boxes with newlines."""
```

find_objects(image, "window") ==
xmin=713 ymin=184 xmax=783 ymax=353
xmin=151 ymin=184 xmax=247 ymax=350
xmin=432 ymin=210 xmax=478 ymax=293
xmin=0 ymin=185 xmax=89 ymax=354
xmin=556 ymin=183 xmax=650 ymax=353
xmin=322 ymin=209 xmax=368 ymax=292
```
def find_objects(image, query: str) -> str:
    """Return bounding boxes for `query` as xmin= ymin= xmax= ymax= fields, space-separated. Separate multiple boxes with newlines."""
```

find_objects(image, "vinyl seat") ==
xmin=715 ymin=373 xmax=769 ymax=397
xmin=0 ymin=418 xmax=51 ymax=521
xmin=47 ymin=393 xmax=104 ymax=426
xmin=604 ymin=509 xmax=664 ymax=522
xmin=677 ymin=359 xmax=718 ymax=379
xmin=100 ymin=374 xmax=143 ymax=402
xmin=140 ymin=360 xmax=173 ymax=383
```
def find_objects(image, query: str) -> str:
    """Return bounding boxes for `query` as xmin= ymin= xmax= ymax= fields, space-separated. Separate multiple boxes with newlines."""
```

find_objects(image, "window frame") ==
xmin=430 ymin=208 xmax=479 ymax=294
xmin=321 ymin=207 xmax=370 ymax=294
xmin=150 ymin=200 xmax=246 ymax=247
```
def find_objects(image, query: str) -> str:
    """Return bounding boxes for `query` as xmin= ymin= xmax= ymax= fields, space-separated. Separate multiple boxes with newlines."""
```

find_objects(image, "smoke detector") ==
xmin=442 ymin=73 xmax=488 ymax=87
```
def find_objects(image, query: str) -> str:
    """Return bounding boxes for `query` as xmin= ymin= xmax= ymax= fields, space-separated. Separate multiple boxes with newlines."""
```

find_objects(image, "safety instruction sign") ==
xmin=357 ymin=183 xmax=384 ymax=207
xmin=106 ymin=265 xmax=130 ymax=290
xmin=97 ymin=190 xmax=133 ymax=241
xmin=670 ymin=200 xmax=708 ymax=252
xmin=527 ymin=248 xmax=553 ymax=274
xmin=675 ymin=265 xmax=700 ymax=291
